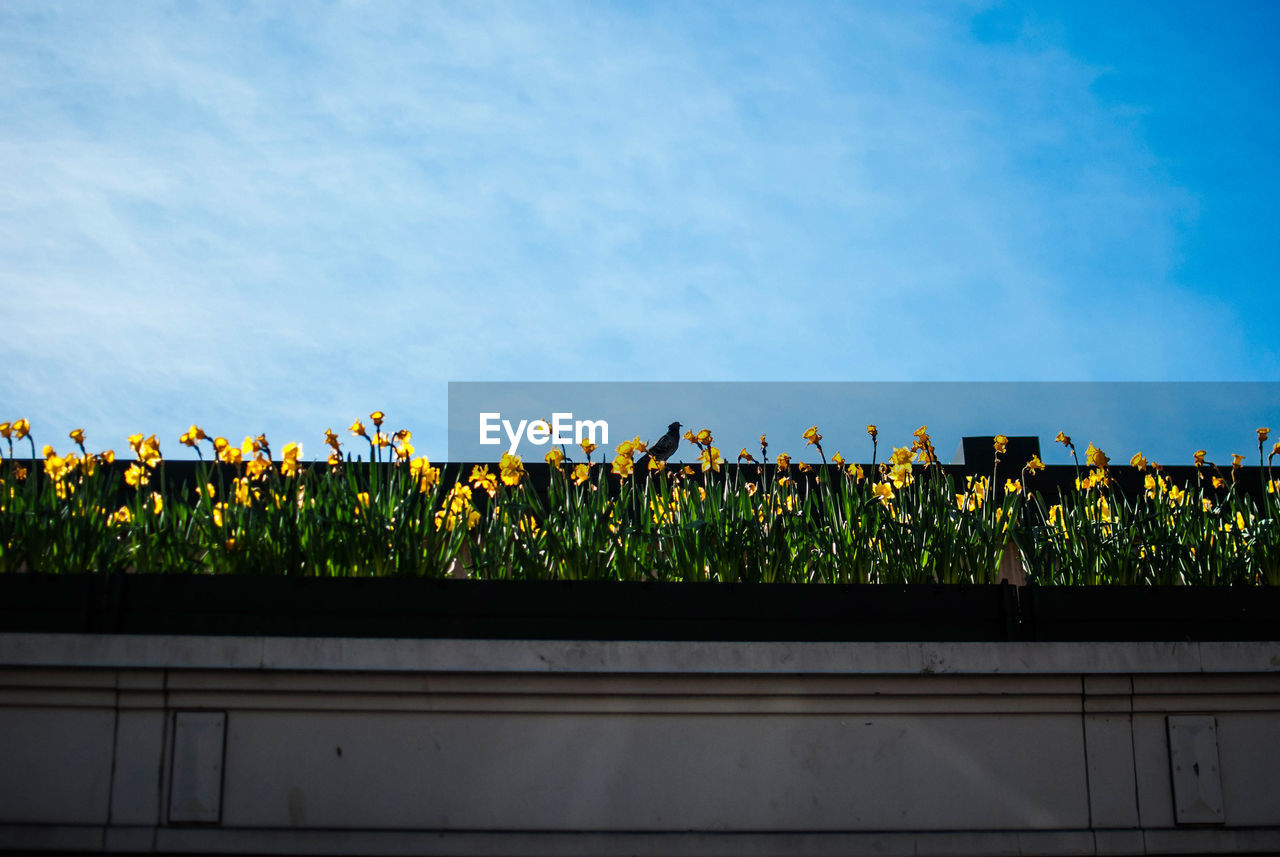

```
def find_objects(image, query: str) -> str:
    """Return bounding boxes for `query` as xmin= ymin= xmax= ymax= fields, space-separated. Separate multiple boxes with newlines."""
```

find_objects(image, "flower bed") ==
xmin=2 ymin=417 xmax=1277 ymax=585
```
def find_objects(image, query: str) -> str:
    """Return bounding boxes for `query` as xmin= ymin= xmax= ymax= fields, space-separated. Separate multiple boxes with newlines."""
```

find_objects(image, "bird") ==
xmin=634 ymin=421 xmax=681 ymax=473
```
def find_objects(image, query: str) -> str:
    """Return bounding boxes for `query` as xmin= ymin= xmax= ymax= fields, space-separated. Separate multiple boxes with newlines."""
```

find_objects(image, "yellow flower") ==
xmin=1084 ymin=443 xmax=1109 ymax=469
xmin=1025 ymin=454 xmax=1046 ymax=474
xmin=470 ymin=465 xmax=499 ymax=497
xmin=572 ymin=463 xmax=591 ymax=486
xmin=1259 ymin=427 xmax=1271 ymax=444
xmin=110 ymin=505 xmax=132 ymax=526
xmin=373 ymin=433 xmax=391 ymax=448
xmin=1269 ymin=479 xmax=1279 ymax=495
xmin=11 ymin=419 xmax=30 ymax=440
xmin=831 ymin=451 xmax=844 ymax=466
xmin=499 ymin=453 xmax=525 ymax=487
xmin=349 ymin=419 xmax=368 ymax=438
xmin=848 ymin=463 xmax=864 ymax=481
xmin=695 ymin=429 xmax=713 ymax=447
xmin=1212 ymin=476 xmax=1225 ymax=489
xmin=1194 ymin=449 xmax=1206 ymax=466
xmin=246 ymin=455 xmax=271 ymax=481
xmin=0 ymin=421 xmax=9 ymax=438
xmin=745 ymin=482 xmax=758 ymax=497
xmin=699 ymin=446 xmax=724 ymax=473
xmin=648 ymin=456 xmax=666 ymax=472
xmin=872 ymin=482 xmax=894 ymax=507
xmin=1168 ymin=485 xmax=1186 ymax=506
xmin=889 ymin=462 xmax=912 ymax=488
xmin=124 ymin=463 xmax=149 ymax=487
xmin=611 ymin=454 xmax=635 ymax=478
xmin=889 ymin=446 xmax=913 ymax=466
xmin=913 ymin=425 xmax=928 ymax=440
xmin=616 ymin=438 xmax=635 ymax=458
xmin=370 ymin=411 xmax=385 ymax=428
xmin=776 ymin=452 xmax=790 ymax=471
xmin=545 ymin=447 xmax=565 ymax=467
xmin=219 ymin=445 xmax=243 ymax=465
xmin=797 ymin=462 xmax=812 ymax=474
xmin=150 ymin=493 xmax=163 ymax=515
xmin=357 ymin=491 xmax=370 ymax=508
xmin=410 ymin=457 xmax=440 ymax=492
xmin=328 ymin=450 xmax=343 ymax=468
xmin=1004 ymin=478 xmax=1022 ymax=495
xmin=579 ymin=438 xmax=597 ymax=457
xmin=69 ymin=428 xmax=85 ymax=446
xmin=179 ymin=424 xmax=206 ymax=447
xmin=324 ymin=429 xmax=341 ymax=450
xmin=99 ymin=450 xmax=115 ymax=465
xmin=1054 ymin=431 xmax=1071 ymax=447
xmin=738 ymin=448 xmax=756 ymax=463
xmin=1231 ymin=453 xmax=1245 ymax=468
xmin=44 ymin=454 xmax=70 ymax=482
xmin=803 ymin=426 xmax=822 ymax=447
xmin=684 ymin=430 xmax=697 ymax=444
xmin=866 ymin=425 xmax=878 ymax=440
xmin=1130 ymin=452 xmax=1147 ymax=470
xmin=993 ymin=434 xmax=1009 ymax=454
xmin=1201 ymin=498 xmax=1214 ymax=512
xmin=234 ymin=477 xmax=252 ymax=506
xmin=1048 ymin=504 xmax=1064 ymax=528
xmin=280 ymin=442 xmax=301 ymax=477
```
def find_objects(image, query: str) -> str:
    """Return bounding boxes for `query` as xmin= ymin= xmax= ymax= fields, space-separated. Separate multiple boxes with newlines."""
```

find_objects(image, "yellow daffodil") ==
xmin=280 ymin=442 xmax=302 ymax=477
xmin=324 ymin=429 xmax=341 ymax=450
xmin=1084 ymin=443 xmax=1109 ymax=469
xmin=695 ymin=429 xmax=713 ymax=447
xmin=738 ymin=448 xmax=756 ymax=462
xmin=499 ymin=453 xmax=525 ymax=487
xmin=872 ymin=482 xmax=894 ymax=507
xmin=684 ymin=430 xmax=697 ymax=444
xmin=124 ymin=463 xmax=149 ymax=487
xmin=150 ymin=493 xmax=163 ymax=515
xmin=831 ymin=451 xmax=844 ymax=466
xmin=219 ymin=445 xmax=243 ymax=465
xmin=913 ymin=425 xmax=928 ymax=439
xmin=1004 ymin=478 xmax=1021 ymax=495
xmin=1130 ymin=452 xmax=1147 ymax=470
xmin=1232 ymin=453 xmax=1245 ymax=468
xmin=12 ymin=419 xmax=30 ymax=440
xmin=110 ymin=505 xmax=132 ymax=526
xmin=1212 ymin=476 xmax=1225 ymax=489
xmin=889 ymin=446 xmax=913 ymax=467
xmin=69 ymin=429 xmax=85 ymax=446
xmin=1025 ymin=454 xmax=1046 ymax=474
xmin=890 ymin=462 xmax=913 ymax=489
xmin=349 ymin=419 xmax=367 ymax=438
xmin=1194 ymin=450 xmax=1206 ymax=466
xmin=700 ymin=446 xmax=724 ymax=473
xmin=355 ymin=491 xmax=370 ymax=514
xmin=44 ymin=454 xmax=70 ymax=482
xmin=866 ymin=425 xmax=878 ymax=440
xmin=1054 ymin=431 xmax=1070 ymax=447
xmin=545 ymin=447 xmax=565 ymax=467
xmin=246 ymin=456 xmax=271 ymax=481
xmin=1168 ymin=485 xmax=1186 ymax=505
xmin=616 ymin=438 xmax=635 ymax=458
xmin=611 ymin=454 xmax=634 ymax=478
xmin=572 ymin=463 xmax=590 ymax=486
xmin=410 ymin=457 xmax=440 ymax=492
xmin=803 ymin=426 xmax=822 ymax=446
xmin=776 ymin=452 xmax=790 ymax=471
xmin=745 ymin=482 xmax=758 ymax=497
xmin=993 ymin=435 xmax=1009 ymax=455
xmin=234 ymin=477 xmax=252 ymax=506
xmin=470 ymin=465 xmax=499 ymax=497
xmin=1259 ymin=427 xmax=1271 ymax=444
xmin=648 ymin=456 xmax=665 ymax=471
xmin=1201 ymin=498 xmax=1214 ymax=512
xmin=579 ymin=438 xmax=597 ymax=457
xmin=848 ymin=463 xmax=864 ymax=481
xmin=370 ymin=411 xmax=385 ymax=428
xmin=0 ymin=421 xmax=10 ymax=438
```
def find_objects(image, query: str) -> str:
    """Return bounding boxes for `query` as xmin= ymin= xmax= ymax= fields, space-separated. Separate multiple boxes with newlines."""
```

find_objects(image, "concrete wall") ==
xmin=1 ymin=634 xmax=1278 ymax=856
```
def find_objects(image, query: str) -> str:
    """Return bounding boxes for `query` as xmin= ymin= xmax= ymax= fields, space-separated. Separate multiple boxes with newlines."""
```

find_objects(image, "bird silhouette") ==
xmin=635 ymin=421 xmax=682 ymax=473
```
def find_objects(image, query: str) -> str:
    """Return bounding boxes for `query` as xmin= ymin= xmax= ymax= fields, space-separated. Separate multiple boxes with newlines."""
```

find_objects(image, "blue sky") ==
xmin=2 ymin=1 xmax=1277 ymax=463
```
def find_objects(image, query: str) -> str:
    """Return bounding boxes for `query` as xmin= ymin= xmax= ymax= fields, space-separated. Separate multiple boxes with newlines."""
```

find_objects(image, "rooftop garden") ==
xmin=2 ymin=416 xmax=1277 ymax=586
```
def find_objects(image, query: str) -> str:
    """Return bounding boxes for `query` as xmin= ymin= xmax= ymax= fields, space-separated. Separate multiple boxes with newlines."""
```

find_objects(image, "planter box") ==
xmin=2 ymin=573 xmax=1279 ymax=642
